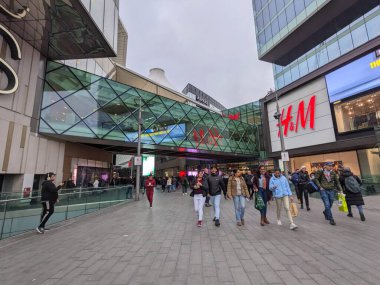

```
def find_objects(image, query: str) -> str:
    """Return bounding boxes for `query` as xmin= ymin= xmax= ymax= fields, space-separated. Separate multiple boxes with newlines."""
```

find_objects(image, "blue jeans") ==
xmin=258 ymin=188 xmax=268 ymax=216
xmin=210 ymin=194 xmax=221 ymax=219
xmin=126 ymin=185 xmax=133 ymax=199
xmin=320 ymin=190 xmax=335 ymax=220
xmin=233 ymin=195 xmax=246 ymax=222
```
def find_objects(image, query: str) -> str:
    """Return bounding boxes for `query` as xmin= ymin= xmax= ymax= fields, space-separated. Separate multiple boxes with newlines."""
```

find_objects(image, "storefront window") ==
xmin=334 ymin=92 xmax=380 ymax=133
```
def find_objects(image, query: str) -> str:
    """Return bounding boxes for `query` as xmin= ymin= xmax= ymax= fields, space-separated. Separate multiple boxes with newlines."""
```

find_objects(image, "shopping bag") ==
xmin=254 ymin=192 xmax=265 ymax=211
xmin=338 ymin=193 xmax=348 ymax=213
xmin=290 ymin=202 xmax=298 ymax=217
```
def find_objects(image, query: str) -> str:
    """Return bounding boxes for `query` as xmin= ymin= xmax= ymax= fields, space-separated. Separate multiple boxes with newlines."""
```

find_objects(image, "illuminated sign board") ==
xmin=325 ymin=50 xmax=380 ymax=103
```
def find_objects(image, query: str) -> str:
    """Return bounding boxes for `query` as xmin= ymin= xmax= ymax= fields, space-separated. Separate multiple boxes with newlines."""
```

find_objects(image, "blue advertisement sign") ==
xmin=126 ymin=124 xmax=186 ymax=144
xmin=325 ymin=51 xmax=380 ymax=103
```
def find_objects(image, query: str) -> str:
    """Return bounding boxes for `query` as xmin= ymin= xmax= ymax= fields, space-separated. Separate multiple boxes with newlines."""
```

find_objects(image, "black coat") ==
xmin=190 ymin=177 xmax=209 ymax=197
xmin=41 ymin=180 xmax=62 ymax=202
xmin=207 ymin=173 xmax=226 ymax=196
xmin=339 ymin=174 xmax=365 ymax=206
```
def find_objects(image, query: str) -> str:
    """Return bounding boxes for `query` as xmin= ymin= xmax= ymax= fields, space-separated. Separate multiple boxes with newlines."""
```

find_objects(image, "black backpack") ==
xmin=344 ymin=176 xmax=363 ymax=193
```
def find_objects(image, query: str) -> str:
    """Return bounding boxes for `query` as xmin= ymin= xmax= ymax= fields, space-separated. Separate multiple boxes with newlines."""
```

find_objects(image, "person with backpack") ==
xmin=291 ymin=169 xmax=301 ymax=204
xmin=315 ymin=162 xmax=343 ymax=226
xmin=339 ymin=167 xmax=365 ymax=221
xmin=298 ymin=166 xmax=310 ymax=211
xmin=245 ymin=169 xmax=255 ymax=200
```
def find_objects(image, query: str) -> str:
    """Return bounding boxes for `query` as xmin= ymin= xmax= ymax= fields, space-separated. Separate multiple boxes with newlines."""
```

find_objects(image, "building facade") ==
xmin=253 ymin=0 xmax=380 ymax=191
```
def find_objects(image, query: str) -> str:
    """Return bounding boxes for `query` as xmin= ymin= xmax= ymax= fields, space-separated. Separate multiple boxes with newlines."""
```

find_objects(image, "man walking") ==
xmin=245 ymin=169 xmax=255 ymax=200
xmin=315 ymin=162 xmax=343 ymax=225
xmin=36 ymin=172 xmax=63 ymax=234
xmin=144 ymin=174 xmax=156 ymax=208
xmin=203 ymin=168 xmax=212 ymax=207
xmin=207 ymin=166 xmax=226 ymax=227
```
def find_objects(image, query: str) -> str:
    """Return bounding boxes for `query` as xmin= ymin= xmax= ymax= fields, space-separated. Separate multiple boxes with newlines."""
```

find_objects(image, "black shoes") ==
xmin=307 ymin=207 xmax=311 ymax=211
xmin=329 ymin=219 xmax=336 ymax=226
xmin=213 ymin=217 xmax=216 ymax=221
xmin=323 ymin=211 xmax=329 ymax=220
xmin=215 ymin=219 xmax=220 ymax=227
xmin=205 ymin=203 xmax=212 ymax=207
xmin=347 ymin=213 xmax=353 ymax=218
xmin=360 ymin=213 xmax=366 ymax=221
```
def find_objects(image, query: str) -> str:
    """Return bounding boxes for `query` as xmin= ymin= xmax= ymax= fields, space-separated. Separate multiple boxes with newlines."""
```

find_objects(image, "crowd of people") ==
xmin=36 ymin=162 xmax=366 ymax=234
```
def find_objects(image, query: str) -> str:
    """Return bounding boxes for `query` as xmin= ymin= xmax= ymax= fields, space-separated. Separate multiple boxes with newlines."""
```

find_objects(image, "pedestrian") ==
xmin=269 ymin=168 xmax=298 ymax=230
xmin=314 ymin=162 xmax=343 ymax=226
xmin=291 ymin=169 xmax=301 ymax=204
xmin=339 ymin=167 xmax=366 ymax=221
xmin=203 ymin=168 xmax=212 ymax=207
xmin=298 ymin=166 xmax=310 ymax=211
xmin=253 ymin=165 xmax=271 ymax=226
xmin=222 ymin=172 xmax=230 ymax=199
xmin=207 ymin=166 xmax=226 ymax=227
xmin=190 ymin=170 xmax=209 ymax=227
xmin=144 ymin=174 xmax=156 ymax=208
xmin=161 ymin=177 xmax=167 ymax=192
xmin=93 ymin=177 xmax=99 ymax=189
xmin=245 ymin=169 xmax=255 ymax=200
xmin=181 ymin=176 xmax=189 ymax=195
xmin=166 ymin=176 xmax=172 ymax=192
xmin=36 ymin=172 xmax=64 ymax=234
xmin=227 ymin=169 xmax=250 ymax=226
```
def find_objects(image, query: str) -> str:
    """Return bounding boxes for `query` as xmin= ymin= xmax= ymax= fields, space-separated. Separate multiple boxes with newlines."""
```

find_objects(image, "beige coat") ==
xmin=227 ymin=176 xmax=249 ymax=198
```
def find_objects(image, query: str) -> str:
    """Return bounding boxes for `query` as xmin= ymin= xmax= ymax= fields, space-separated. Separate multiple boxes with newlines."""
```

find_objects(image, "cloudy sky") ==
xmin=119 ymin=0 xmax=274 ymax=108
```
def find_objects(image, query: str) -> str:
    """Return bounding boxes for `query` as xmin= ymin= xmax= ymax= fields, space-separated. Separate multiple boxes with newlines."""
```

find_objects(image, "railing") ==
xmin=0 ymin=186 xmax=135 ymax=240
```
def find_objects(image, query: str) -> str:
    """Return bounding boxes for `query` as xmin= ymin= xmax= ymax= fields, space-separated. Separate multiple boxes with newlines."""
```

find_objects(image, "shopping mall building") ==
xmin=253 ymin=0 xmax=380 ymax=187
xmin=0 ymin=0 xmax=265 ymax=192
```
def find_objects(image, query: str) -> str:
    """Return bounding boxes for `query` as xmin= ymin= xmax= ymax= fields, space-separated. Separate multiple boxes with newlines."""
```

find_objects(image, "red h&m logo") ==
xmin=276 ymin=95 xmax=316 ymax=137
xmin=222 ymin=112 xmax=240 ymax=120
xmin=193 ymin=128 xmax=222 ymax=147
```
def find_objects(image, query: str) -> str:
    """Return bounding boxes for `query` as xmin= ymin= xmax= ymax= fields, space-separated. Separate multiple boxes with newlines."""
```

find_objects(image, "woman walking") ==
xmin=253 ymin=165 xmax=271 ymax=226
xmin=227 ymin=169 xmax=250 ymax=226
xmin=269 ymin=168 xmax=298 ymax=230
xmin=339 ymin=167 xmax=366 ymax=221
xmin=144 ymin=174 xmax=156 ymax=208
xmin=190 ymin=171 xmax=209 ymax=227
xmin=298 ymin=166 xmax=310 ymax=211
xmin=166 ymin=176 xmax=172 ymax=192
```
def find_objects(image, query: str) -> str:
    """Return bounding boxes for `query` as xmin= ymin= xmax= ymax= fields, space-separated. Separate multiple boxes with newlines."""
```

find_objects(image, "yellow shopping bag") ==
xmin=338 ymin=193 xmax=348 ymax=213
xmin=290 ymin=202 xmax=298 ymax=217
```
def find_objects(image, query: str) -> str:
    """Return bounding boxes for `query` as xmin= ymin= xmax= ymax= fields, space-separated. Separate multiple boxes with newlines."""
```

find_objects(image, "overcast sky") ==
xmin=119 ymin=0 xmax=274 ymax=109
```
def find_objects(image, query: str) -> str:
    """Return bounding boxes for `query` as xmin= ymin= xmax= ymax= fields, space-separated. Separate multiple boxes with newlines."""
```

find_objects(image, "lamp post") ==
xmin=135 ymin=97 xmax=142 ymax=201
xmin=273 ymin=91 xmax=288 ymax=176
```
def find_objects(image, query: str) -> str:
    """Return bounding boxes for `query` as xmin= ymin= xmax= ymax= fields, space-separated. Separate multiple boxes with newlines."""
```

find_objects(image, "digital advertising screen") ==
xmin=125 ymin=124 xmax=186 ymax=144
xmin=142 ymin=155 xmax=155 ymax=176
xmin=325 ymin=51 xmax=380 ymax=103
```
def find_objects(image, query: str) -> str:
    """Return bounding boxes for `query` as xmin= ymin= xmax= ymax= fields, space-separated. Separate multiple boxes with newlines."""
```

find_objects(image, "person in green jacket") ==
xmin=314 ymin=162 xmax=343 ymax=226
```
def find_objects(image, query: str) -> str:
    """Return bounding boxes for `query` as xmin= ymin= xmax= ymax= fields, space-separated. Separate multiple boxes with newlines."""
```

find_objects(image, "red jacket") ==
xmin=144 ymin=178 xmax=156 ymax=191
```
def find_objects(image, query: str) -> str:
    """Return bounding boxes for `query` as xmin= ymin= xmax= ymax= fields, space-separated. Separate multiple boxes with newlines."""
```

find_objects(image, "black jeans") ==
xmin=39 ymin=201 xmax=55 ymax=228
xmin=299 ymin=184 xmax=309 ymax=208
xmin=247 ymin=185 xmax=254 ymax=199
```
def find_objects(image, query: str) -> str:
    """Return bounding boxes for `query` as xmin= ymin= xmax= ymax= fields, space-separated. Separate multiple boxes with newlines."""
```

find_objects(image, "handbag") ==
xmin=290 ymin=202 xmax=298 ymax=217
xmin=190 ymin=190 xmax=194 ymax=197
xmin=254 ymin=192 xmax=265 ymax=211
xmin=306 ymin=181 xmax=318 ymax=194
xmin=338 ymin=193 xmax=348 ymax=213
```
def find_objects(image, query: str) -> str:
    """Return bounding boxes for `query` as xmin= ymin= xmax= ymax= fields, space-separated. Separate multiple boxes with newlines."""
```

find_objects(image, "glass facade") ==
xmin=80 ymin=0 xmax=119 ymax=52
xmin=273 ymin=5 xmax=380 ymax=90
xmin=253 ymin=0 xmax=329 ymax=58
xmin=39 ymin=62 xmax=260 ymax=156
xmin=334 ymin=91 xmax=379 ymax=133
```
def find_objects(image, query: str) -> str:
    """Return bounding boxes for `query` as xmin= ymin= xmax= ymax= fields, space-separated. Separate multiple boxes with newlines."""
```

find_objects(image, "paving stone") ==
xmin=1 ymin=192 xmax=380 ymax=285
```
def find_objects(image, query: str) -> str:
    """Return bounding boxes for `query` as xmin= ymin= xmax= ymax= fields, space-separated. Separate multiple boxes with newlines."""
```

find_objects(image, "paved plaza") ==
xmin=1 ymin=190 xmax=380 ymax=285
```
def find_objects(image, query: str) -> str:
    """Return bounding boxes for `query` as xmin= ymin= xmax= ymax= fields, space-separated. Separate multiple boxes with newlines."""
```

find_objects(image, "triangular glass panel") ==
xmin=40 ymin=100 xmax=82 ymax=134
xmin=46 ymin=61 xmax=63 ymax=73
xmin=64 ymin=89 xmax=100 ymax=119
xmin=86 ymin=79 xmax=118 ymax=106
xmin=63 ymin=121 xmax=96 ymax=138
xmin=103 ymin=126 xmax=128 ymax=141
xmin=107 ymin=80 xmax=129 ymax=95
xmin=160 ymin=124 xmax=187 ymax=146
xmin=119 ymin=115 xmax=139 ymax=142
xmin=83 ymin=109 xmax=117 ymax=139
xmin=102 ymin=97 xmax=133 ymax=124
xmin=157 ymin=96 xmax=176 ymax=110
xmin=136 ymin=89 xmax=155 ymax=102
xmin=119 ymin=89 xmax=141 ymax=112
xmin=38 ymin=119 xmax=56 ymax=134
xmin=45 ymin=66 xmax=84 ymax=98
xmin=166 ymin=103 xmax=187 ymax=123
xmin=70 ymin=67 xmax=101 ymax=87
xmin=42 ymin=84 xmax=62 ymax=109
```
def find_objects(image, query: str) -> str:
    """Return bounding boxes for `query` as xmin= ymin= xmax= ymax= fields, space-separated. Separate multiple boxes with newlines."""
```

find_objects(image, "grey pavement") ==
xmin=1 ymin=189 xmax=380 ymax=285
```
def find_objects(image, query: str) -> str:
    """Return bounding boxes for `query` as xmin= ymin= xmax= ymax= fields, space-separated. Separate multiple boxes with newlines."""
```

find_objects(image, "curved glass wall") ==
xmin=39 ymin=62 xmax=260 ymax=156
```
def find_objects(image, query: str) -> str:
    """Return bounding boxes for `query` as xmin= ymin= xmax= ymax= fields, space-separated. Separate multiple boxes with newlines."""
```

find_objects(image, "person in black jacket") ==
xmin=253 ymin=166 xmax=271 ymax=226
xmin=298 ymin=166 xmax=310 ymax=211
xmin=203 ymin=168 xmax=212 ymax=207
xmin=36 ymin=172 xmax=63 ymax=234
xmin=191 ymin=170 xmax=209 ymax=227
xmin=207 ymin=166 xmax=226 ymax=227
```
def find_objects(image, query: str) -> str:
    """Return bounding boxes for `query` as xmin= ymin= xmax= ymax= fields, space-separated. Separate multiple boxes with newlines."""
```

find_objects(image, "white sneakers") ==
xmin=277 ymin=220 xmax=282 ymax=226
xmin=290 ymin=223 xmax=298 ymax=230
